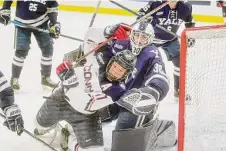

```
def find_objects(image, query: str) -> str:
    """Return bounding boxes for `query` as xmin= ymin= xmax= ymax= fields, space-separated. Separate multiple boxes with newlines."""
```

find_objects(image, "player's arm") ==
xmin=117 ymin=50 xmax=169 ymax=116
xmin=184 ymin=2 xmax=196 ymax=28
xmin=0 ymin=0 xmax=12 ymax=25
xmin=47 ymin=0 xmax=60 ymax=38
xmin=0 ymin=71 xmax=24 ymax=135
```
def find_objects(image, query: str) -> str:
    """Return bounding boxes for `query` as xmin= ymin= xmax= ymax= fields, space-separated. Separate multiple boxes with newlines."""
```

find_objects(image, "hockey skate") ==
xmin=41 ymin=76 xmax=58 ymax=89
xmin=10 ymin=78 xmax=20 ymax=90
xmin=174 ymin=89 xmax=191 ymax=103
xmin=60 ymin=124 xmax=70 ymax=151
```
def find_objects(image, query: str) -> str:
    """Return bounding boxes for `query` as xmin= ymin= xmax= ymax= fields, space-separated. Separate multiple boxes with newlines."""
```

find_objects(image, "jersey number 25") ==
xmin=29 ymin=3 xmax=38 ymax=11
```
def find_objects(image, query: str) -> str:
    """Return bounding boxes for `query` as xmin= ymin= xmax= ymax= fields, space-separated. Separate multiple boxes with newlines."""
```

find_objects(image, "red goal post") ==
xmin=178 ymin=24 xmax=226 ymax=151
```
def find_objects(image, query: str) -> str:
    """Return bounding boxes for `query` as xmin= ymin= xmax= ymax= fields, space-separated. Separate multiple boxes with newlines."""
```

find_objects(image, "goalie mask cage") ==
xmin=178 ymin=24 xmax=226 ymax=151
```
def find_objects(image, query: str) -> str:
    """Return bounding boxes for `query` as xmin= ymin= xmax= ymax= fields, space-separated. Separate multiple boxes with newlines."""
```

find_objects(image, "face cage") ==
xmin=130 ymin=31 xmax=152 ymax=55
xmin=106 ymin=56 xmax=134 ymax=82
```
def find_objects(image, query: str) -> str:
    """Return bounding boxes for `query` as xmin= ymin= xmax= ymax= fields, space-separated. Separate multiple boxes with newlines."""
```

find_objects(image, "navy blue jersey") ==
xmin=0 ymin=71 xmax=14 ymax=110
xmin=138 ymin=1 xmax=194 ymax=43
xmin=95 ymin=40 xmax=169 ymax=102
xmin=3 ymin=0 xmax=58 ymax=27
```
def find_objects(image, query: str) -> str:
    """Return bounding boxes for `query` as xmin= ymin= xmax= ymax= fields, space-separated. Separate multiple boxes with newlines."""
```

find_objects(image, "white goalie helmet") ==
xmin=130 ymin=20 xmax=155 ymax=55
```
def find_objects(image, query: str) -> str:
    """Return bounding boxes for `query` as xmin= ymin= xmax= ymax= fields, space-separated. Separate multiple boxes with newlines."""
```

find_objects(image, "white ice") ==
xmin=0 ymin=11 xmax=219 ymax=151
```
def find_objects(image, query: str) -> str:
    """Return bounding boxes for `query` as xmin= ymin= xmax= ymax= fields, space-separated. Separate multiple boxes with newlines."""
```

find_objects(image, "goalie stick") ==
xmin=0 ymin=113 xmax=58 ymax=151
xmin=109 ymin=0 xmax=181 ymax=39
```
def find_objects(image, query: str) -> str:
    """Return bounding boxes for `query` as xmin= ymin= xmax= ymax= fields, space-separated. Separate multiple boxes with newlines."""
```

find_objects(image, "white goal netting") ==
xmin=178 ymin=25 xmax=226 ymax=151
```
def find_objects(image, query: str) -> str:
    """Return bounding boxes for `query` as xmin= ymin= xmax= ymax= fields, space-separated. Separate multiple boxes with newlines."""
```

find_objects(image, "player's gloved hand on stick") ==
xmin=56 ymin=60 xmax=79 ymax=88
xmin=49 ymin=22 xmax=61 ymax=38
xmin=3 ymin=104 xmax=24 ymax=135
xmin=104 ymin=23 xmax=132 ymax=40
xmin=0 ymin=9 xmax=10 ymax=25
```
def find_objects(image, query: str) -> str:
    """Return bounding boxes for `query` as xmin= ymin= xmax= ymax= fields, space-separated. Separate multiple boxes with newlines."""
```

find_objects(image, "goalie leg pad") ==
xmin=111 ymin=123 xmax=156 ymax=151
xmin=146 ymin=119 xmax=177 ymax=150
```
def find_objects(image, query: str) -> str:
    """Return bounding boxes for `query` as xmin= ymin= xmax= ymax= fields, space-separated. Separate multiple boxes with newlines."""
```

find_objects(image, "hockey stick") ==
xmin=109 ymin=0 xmax=180 ymax=38
xmin=12 ymin=20 xmax=84 ymax=42
xmin=72 ymin=36 xmax=114 ymax=68
xmin=88 ymin=0 xmax=101 ymax=28
xmin=130 ymin=1 xmax=170 ymax=27
xmin=0 ymin=113 xmax=58 ymax=151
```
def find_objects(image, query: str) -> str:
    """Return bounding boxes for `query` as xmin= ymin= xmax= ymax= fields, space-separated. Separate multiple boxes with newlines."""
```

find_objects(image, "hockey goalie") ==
xmin=33 ymin=21 xmax=177 ymax=151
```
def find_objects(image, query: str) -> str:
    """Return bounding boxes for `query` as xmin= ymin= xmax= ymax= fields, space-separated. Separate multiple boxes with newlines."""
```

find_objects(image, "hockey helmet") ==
xmin=130 ymin=20 xmax=155 ymax=55
xmin=106 ymin=49 xmax=137 ymax=82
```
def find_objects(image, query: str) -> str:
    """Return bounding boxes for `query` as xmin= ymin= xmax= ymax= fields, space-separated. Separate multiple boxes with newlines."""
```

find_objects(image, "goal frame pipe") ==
xmin=178 ymin=24 xmax=226 ymax=151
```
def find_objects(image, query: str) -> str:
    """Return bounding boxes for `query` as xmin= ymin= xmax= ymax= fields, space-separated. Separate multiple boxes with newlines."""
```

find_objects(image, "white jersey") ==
xmin=62 ymin=27 xmax=113 ymax=114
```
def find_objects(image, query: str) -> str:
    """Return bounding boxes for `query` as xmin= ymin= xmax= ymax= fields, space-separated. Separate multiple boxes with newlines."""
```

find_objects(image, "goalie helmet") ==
xmin=130 ymin=20 xmax=155 ymax=55
xmin=106 ymin=49 xmax=137 ymax=82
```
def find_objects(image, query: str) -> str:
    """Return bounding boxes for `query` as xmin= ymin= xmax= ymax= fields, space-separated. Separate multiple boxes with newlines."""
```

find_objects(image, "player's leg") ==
xmin=161 ymin=39 xmax=180 ymax=102
xmin=64 ymin=108 xmax=104 ymax=151
xmin=222 ymin=5 xmax=226 ymax=23
xmin=111 ymin=106 xmax=177 ymax=151
xmin=33 ymin=23 xmax=57 ymax=88
xmin=11 ymin=27 xmax=32 ymax=90
xmin=34 ymin=87 xmax=64 ymax=146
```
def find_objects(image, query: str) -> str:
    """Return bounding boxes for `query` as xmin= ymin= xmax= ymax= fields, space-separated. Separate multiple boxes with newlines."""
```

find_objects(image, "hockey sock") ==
xmin=12 ymin=53 xmax=25 ymax=78
xmin=41 ymin=55 xmax=52 ymax=77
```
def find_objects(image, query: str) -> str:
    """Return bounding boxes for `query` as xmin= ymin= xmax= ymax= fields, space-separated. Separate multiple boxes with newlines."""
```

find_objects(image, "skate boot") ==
xmin=10 ymin=78 xmax=20 ymax=90
xmin=174 ymin=88 xmax=191 ymax=103
xmin=60 ymin=125 xmax=70 ymax=151
xmin=41 ymin=76 xmax=58 ymax=88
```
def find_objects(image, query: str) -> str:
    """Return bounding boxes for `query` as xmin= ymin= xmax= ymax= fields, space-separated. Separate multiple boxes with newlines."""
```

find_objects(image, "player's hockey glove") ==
xmin=49 ymin=22 xmax=61 ymax=39
xmin=0 ymin=9 xmax=10 ymax=25
xmin=104 ymin=23 xmax=132 ymax=40
xmin=3 ymin=104 xmax=24 ymax=135
xmin=56 ymin=60 xmax=79 ymax=89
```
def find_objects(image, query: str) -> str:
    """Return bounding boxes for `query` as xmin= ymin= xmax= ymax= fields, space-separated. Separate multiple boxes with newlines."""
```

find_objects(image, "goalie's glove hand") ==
xmin=49 ymin=22 xmax=61 ymax=39
xmin=104 ymin=23 xmax=132 ymax=40
xmin=3 ymin=104 xmax=24 ymax=136
xmin=56 ymin=60 xmax=79 ymax=89
xmin=0 ymin=9 xmax=10 ymax=25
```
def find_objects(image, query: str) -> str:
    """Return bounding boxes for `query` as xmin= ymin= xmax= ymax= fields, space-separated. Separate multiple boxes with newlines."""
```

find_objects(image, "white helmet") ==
xmin=130 ymin=20 xmax=155 ymax=55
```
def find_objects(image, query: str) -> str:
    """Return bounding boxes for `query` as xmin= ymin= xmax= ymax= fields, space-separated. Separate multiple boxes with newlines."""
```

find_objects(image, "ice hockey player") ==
xmin=0 ymin=70 xmax=24 ymax=135
xmin=34 ymin=21 xmax=177 ymax=151
xmin=217 ymin=1 xmax=226 ymax=23
xmin=0 ymin=0 xmax=61 ymax=90
xmin=137 ymin=0 xmax=195 ymax=102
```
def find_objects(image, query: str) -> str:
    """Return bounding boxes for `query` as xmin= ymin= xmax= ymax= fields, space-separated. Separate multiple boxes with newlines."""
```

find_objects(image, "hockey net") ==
xmin=178 ymin=24 xmax=226 ymax=151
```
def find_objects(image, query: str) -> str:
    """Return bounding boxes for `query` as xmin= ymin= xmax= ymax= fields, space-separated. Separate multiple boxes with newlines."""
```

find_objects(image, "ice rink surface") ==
xmin=0 ymin=11 xmax=220 ymax=151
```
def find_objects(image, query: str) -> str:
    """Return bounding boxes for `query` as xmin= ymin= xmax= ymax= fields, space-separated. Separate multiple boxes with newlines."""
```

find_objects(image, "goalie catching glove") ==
xmin=49 ymin=22 xmax=61 ymax=39
xmin=0 ymin=9 xmax=10 ymax=25
xmin=3 ymin=104 xmax=24 ymax=135
xmin=117 ymin=86 xmax=160 ymax=116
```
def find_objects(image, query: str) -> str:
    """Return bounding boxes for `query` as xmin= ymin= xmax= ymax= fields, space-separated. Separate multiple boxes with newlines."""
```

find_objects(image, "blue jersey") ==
xmin=0 ymin=71 xmax=14 ymax=110
xmin=3 ymin=0 xmax=58 ymax=27
xmin=138 ymin=1 xmax=194 ymax=43
xmin=95 ymin=40 xmax=169 ymax=102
